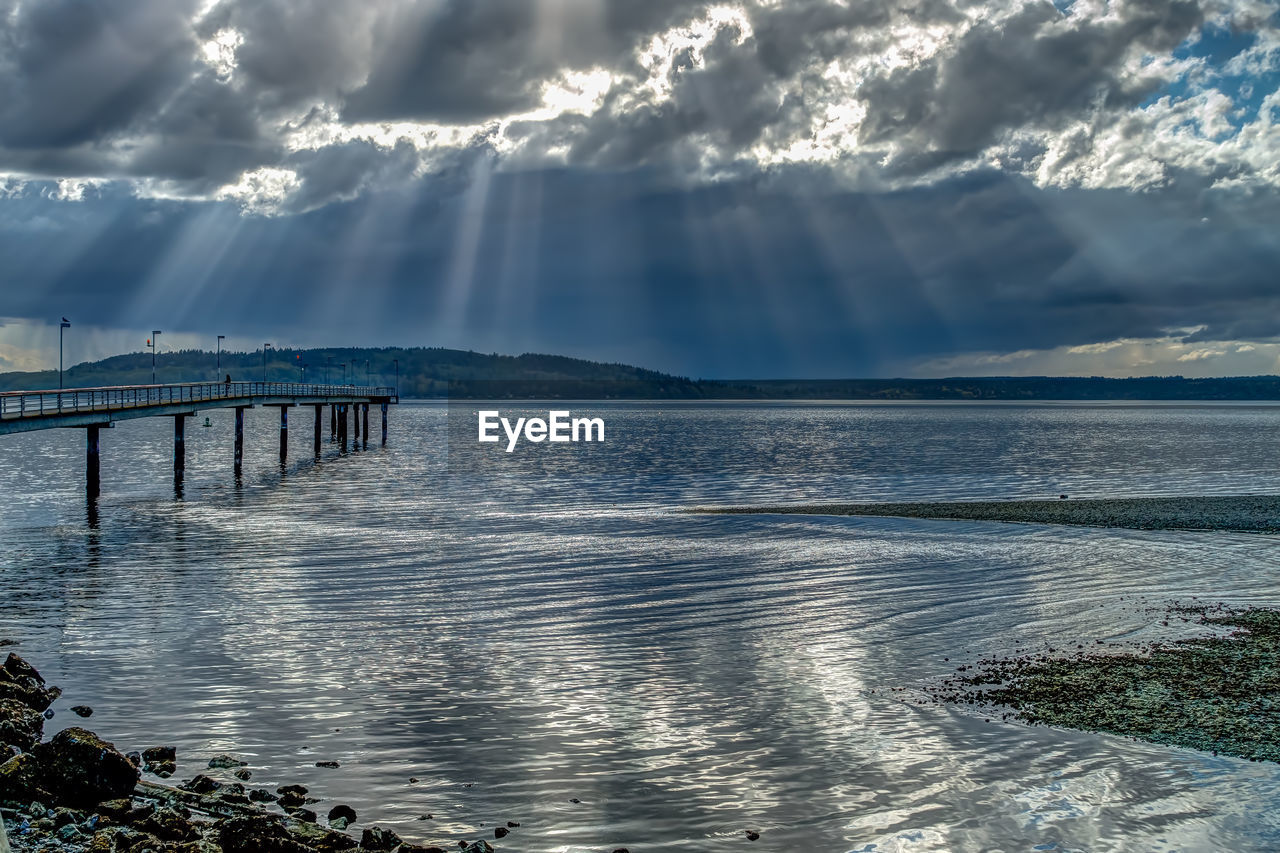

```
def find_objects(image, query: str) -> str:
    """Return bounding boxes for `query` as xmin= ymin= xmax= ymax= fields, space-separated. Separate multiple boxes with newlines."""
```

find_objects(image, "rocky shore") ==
xmin=692 ymin=494 xmax=1280 ymax=534
xmin=925 ymin=603 xmax=1280 ymax=762
xmin=0 ymin=651 xmax=513 ymax=853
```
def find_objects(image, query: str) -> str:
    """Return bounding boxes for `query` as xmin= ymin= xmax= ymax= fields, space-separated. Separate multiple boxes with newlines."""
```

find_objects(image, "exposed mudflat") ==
xmin=692 ymin=495 xmax=1280 ymax=533
xmin=924 ymin=604 xmax=1280 ymax=763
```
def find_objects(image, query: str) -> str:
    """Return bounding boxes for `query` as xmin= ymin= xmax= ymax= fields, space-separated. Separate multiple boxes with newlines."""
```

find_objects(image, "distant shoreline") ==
xmin=691 ymin=495 xmax=1280 ymax=534
xmin=4 ymin=346 xmax=1280 ymax=400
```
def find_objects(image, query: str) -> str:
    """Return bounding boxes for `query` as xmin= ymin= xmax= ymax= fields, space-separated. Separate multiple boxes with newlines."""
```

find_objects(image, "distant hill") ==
xmin=0 ymin=347 xmax=701 ymax=398
xmin=2 ymin=347 xmax=1279 ymax=400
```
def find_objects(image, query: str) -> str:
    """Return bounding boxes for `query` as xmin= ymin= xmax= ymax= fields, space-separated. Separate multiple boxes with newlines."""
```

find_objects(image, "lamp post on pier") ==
xmin=216 ymin=335 xmax=225 ymax=375
xmin=59 ymin=318 xmax=70 ymax=390
xmin=262 ymin=343 xmax=272 ymax=383
xmin=149 ymin=330 xmax=162 ymax=384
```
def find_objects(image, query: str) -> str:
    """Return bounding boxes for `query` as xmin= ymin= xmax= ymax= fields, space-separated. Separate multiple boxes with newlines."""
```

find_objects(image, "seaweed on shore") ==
xmin=927 ymin=604 xmax=1280 ymax=762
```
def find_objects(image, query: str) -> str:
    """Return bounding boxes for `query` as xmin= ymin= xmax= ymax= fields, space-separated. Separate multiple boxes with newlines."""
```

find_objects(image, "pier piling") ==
xmin=173 ymin=414 xmax=187 ymax=485
xmin=330 ymin=404 xmax=336 ymax=441
xmin=362 ymin=403 xmax=369 ymax=449
xmin=313 ymin=404 xmax=322 ymax=458
xmin=86 ymin=425 xmax=101 ymax=499
xmin=381 ymin=403 xmax=388 ymax=446
xmin=234 ymin=406 xmax=245 ymax=476
xmin=278 ymin=406 xmax=289 ymax=463
xmin=338 ymin=404 xmax=347 ymax=451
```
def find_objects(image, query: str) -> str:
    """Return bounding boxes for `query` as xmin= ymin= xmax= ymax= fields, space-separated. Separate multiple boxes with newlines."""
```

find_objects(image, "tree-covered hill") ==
xmin=2 ymin=347 xmax=1279 ymax=399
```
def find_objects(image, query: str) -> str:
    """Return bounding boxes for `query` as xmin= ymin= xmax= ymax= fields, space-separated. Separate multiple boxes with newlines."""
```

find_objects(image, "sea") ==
xmin=2 ymin=400 xmax=1279 ymax=852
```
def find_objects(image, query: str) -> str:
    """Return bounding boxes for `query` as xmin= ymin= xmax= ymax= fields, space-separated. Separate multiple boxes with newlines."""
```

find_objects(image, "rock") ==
xmin=142 ymin=746 xmax=176 ymax=763
xmin=506 ymin=821 xmax=519 ymax=828
xmin=29 ymin=727 xmax=138 ymax=809
xmin=746 ymin=830 xmax=760 ymax=841
xmin=234 ymin=768 xmax=252 ymax=781
xmin=2 ymin=652 xmax=43 ymax=684
xmin=399 ymin=846 xmax=448 ymax=853
xmin=612 ymin=849 xmax=631 ymax=853
xmin=139 ymin=807 xmax=199 ymax=841
xmin=180 ymin=774 xmax=223 ymax=794
xmin=146 ymin=759 xmax=176 ymax=777
xmin=569 ymin=797 xmax=580 ymax=804
xmin=217 ymin=814 xmax=314 ymax=853
xmin=249 ymin=788 xmax=279 ymax=803
xmin=330 ymin=816 xmax=350 ymax=831
xmin=0 ymin=697 xmax=45 ymax=751
xmin=50 ymin=806 xmax=85 ymax=827
xmin=125 ymin=751 xmax=141 ymax=767
xmin=43 ymin=708 xmax=54 ymax=719
xmin=361 ymin=825 xmax=405 ymax=850
xmin=208 ymin=753 xmax=248 ymax=769
xmin=277 ymin=783 xmax=308 ymax=796
xmin=494 ymin=826 xmax=508 ymax=839
xmin=70 ymin=705 xmax=93 ymax=718
xmin=287 ymin=807 xmax=317 ymax=823
xmin=277 ymin=789 xmax=307 ymax=809
xmin=287 ymin=820 xmax=360 ymax=852
xmin=327 ymin=804 xmax=357 ymax=826
xmin=460 ymin=842 xmax=494 ymax=853
xmin=0 ymin=652 xmax=61 ymax=712
xmin=315 ymin=760 xmax=340 ymax=768
xmin=93 ymin=798 xmax=134 ymax=821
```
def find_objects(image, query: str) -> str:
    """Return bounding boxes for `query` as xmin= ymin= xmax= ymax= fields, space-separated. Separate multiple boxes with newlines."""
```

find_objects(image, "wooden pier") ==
xmin=0 ymin=381 xmax=397 ymax=496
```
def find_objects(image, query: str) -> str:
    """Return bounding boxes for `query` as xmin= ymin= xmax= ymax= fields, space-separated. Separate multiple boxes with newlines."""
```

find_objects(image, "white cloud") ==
xmin=914 ymin=335 xmax=1280 ymax=377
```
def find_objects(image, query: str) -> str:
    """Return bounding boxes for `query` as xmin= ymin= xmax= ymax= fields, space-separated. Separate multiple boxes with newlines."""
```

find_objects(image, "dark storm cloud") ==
xmin=858 ymin=0 xmax=1205 ymax=158
xmin=341 ymin=0 xmax=708 ymax=123
xmin=0 ymin=0 xmax=198 ymax=149
xmin=2 ymin=169 xmax=1278 ymax=377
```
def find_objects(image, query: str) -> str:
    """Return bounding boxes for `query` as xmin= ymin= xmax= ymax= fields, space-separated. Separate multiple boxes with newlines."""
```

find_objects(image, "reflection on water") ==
xmin=2 ymin=402 xmax=1280 ymax=851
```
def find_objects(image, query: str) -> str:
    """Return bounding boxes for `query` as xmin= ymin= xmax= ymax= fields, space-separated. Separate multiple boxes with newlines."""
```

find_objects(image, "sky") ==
xmin=1 ymin=0 xmax=1279 ymax=379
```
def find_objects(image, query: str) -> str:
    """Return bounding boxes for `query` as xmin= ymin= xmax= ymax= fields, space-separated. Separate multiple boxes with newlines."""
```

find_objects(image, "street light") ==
xmin=262 ymin=343 xmax=272 ymax=383
xmin=149 ymin=330 xmax=162 ymax=384
xmin=216 ymin=335 xmax=225 ymax=374
xmin=300 ymin=363 xmax=308 ymax=383
xmin=59 ymin=318 xmax=70 ymax=390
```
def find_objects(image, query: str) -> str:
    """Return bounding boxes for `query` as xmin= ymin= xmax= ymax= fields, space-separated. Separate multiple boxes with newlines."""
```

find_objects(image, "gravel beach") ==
xmin=693 ymin=494 xmax=1280 ymax=533
xmin=925 ymin=603 xmax=1280 ymax=763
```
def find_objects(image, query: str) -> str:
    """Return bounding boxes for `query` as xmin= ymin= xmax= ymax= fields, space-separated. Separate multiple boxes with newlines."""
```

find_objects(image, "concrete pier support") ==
xmin=330 ymin=404 xmax=337 ymax=440
xmin=86 ymin=425 xmax=101 ymax=499
xmin=338 ymin=404 xmax=347 ymax=451
xmin=174 ymin=414 xmax=187 ymax=485
xmin=362 ymin=403 xmax=369 ymax=449
xmin=313 ymin=404 xmax=323 ymax=458
xmin=234 ymin=406 xmax=245 ymax=476
xmin=278 ymin=406 xmax=289 ymax=463
xmin=381 ymin=403 xmax=388 ymax=446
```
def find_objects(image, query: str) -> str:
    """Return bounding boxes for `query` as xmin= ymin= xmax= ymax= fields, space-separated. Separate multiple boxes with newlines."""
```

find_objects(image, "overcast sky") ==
xmin=1 ymin=0 xmax=1278 ymax=378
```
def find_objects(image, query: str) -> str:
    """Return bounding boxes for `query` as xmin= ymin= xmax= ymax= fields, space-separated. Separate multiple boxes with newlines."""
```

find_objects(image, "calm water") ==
xmin=2 ymin=401 xmax=1280 ymax=852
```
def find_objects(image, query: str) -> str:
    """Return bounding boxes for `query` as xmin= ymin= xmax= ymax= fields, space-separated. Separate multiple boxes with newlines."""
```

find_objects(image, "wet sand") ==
xmin=691 ymin=494 xmax=1280 ymax=533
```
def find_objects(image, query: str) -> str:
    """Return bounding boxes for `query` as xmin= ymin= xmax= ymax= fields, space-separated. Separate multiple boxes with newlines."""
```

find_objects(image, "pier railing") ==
xmin=0 ymin=381 xmax=396 ymax=420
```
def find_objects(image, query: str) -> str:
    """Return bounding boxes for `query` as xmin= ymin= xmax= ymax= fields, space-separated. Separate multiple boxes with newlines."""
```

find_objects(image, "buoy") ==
xmin=203 ymin=417 xmax=212 ymax=427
